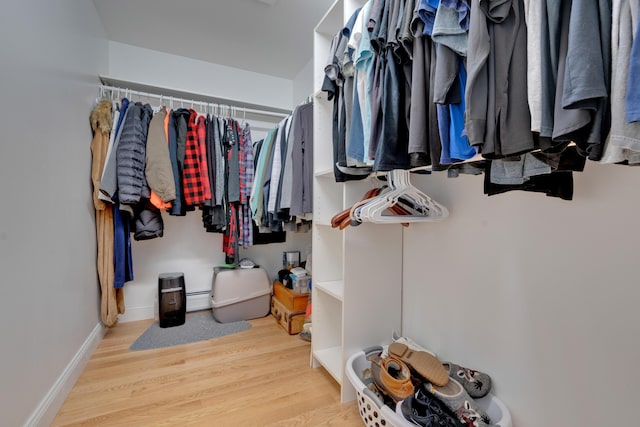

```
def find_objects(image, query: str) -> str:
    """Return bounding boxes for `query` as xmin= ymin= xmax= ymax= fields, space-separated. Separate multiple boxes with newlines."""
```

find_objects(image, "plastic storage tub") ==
xmin=346 ymin=346 xmax=512 ymax=427
xmin=210 ymin=267 xmax=272 ymax=323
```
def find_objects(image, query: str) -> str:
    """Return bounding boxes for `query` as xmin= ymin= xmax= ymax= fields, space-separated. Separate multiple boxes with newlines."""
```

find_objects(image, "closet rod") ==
xmin=98 ymin=84 xmax=290 ymax=120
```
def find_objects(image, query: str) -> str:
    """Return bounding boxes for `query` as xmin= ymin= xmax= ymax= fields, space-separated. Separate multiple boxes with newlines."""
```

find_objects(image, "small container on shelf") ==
xmin=293 ymin=275 xmax=311 ymax=294
xmin=290 ymin=267 xmax=311 ymax=294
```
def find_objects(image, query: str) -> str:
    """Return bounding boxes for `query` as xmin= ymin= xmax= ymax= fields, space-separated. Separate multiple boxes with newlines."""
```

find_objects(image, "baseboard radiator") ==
xmin=186 ymin=290 xmax=212 ymax=312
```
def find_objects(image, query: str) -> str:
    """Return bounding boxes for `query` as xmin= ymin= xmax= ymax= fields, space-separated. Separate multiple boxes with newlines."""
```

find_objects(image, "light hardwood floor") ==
xmin=52 ymin=313 xmax=363 ymax=426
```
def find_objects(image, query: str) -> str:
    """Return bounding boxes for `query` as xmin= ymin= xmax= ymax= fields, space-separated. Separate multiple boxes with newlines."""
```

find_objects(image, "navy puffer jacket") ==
xmin=117 ymin=103 xmax=153 ymax=205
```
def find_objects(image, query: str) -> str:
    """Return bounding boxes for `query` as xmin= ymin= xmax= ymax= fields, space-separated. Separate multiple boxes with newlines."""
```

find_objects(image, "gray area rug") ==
xmin=130 ymin=310 xmax=252 ymax=351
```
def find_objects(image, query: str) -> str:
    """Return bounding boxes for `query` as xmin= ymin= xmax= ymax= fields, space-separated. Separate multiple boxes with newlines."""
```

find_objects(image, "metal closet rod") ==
xmin=98 ymin=84 xmax=290 ymax=119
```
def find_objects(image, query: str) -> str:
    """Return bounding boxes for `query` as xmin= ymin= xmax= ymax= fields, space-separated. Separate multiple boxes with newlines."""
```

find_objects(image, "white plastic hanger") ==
xmin=351 ymin=170 xmax=449 ymax=224
xmin=95 ymin=86 xmax=105 ymax=105
xmin=352 ymin=174 xmax=400 ymax=223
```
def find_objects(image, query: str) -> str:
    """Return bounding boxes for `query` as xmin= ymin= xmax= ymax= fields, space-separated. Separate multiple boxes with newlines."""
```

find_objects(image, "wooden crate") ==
xmin=273 ymin=280 xmax=309 ymax=312
xmin=271 ymin=296 xmax=307 ymax=335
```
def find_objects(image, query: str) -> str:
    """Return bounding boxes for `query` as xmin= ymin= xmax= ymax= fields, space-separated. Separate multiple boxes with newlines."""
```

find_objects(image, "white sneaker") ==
xmin=390 ymin=331 xmax=437 ymax=358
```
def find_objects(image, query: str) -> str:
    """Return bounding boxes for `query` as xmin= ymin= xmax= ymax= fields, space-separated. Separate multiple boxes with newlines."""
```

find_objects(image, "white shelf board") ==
xmin=314 ymin=0 xmax=343 ymax=36
xmin=313 ymin=346 xmax=343 ymax=384
xmin=315 ymin=280 xmax=344 ymax=301
xmin=313 ymin=88 xmax=327 ymax=99
xmin=314 ymin=168 xmax=335 ymax=178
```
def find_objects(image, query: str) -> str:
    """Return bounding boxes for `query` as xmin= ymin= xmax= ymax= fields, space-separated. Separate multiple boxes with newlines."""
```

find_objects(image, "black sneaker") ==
xmin=399 ymin=385 xmax=465 ymax=427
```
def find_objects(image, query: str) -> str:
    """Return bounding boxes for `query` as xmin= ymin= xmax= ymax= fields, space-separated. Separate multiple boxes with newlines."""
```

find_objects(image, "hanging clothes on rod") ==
xmin=250 ymin=100 xmax=314 ymax=234
xmin=90 ymin=84 xmax=290 ymax=307
xmin=320 ymin=0 xmax=636 ymax=202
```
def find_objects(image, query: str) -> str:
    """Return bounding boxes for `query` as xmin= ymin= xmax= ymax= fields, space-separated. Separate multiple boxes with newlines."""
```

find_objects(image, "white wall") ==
xmin=108 ymin=41 xmax=293 ymax=111
xmin=402 ymin=163 xmax=640 ymax=426
xmin=0 ymin=1 xmax=107 ymax=425
xmin=107 ymin=43 xmax=313 ymax=322
xmin=126 ymin=215 xmax=312 ymax=321
xmin=293 ymin=57 xmax=314 ymax=106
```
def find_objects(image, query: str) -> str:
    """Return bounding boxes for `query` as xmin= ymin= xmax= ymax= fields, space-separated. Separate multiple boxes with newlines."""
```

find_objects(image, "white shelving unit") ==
xmin=311 ymin=0 xmax=403 ymax=403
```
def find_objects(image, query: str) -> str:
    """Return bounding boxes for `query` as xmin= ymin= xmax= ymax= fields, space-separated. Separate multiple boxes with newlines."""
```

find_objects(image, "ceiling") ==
xmin=93 ymin=0 xmax=335 ymax=81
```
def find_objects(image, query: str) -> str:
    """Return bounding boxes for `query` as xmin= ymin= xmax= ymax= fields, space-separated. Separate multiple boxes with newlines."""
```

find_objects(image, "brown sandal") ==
xmin=368 ymin=354 xmax=415 ymax=403
xmin=388 ymin=342 xmax=449 ymax=387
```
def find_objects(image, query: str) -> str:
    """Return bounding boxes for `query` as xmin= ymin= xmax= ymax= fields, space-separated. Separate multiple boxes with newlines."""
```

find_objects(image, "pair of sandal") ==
xmin=389 ymin=342 xmax=492 ymax=398
xmin=368 ymin=353 xmax=415 ymax=403
xmin=388 ymin=342 xmax=495 ymax=426
xmin=366 ymin=342 xmax=456 ymax=404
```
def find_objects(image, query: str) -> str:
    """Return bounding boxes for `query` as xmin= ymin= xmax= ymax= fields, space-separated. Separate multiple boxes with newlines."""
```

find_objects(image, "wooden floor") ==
xmin=53 ymin=313 xmax=363 ymax=427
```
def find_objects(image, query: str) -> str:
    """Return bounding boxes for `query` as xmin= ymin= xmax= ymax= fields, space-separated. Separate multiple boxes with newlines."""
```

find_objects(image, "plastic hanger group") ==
xmin=348 ymin=170 xmax=449 ymax=225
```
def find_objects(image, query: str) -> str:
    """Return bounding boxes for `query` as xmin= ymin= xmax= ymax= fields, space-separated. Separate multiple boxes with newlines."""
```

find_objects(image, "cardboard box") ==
xmin=273 ymin=280 xmax=309 ymax=311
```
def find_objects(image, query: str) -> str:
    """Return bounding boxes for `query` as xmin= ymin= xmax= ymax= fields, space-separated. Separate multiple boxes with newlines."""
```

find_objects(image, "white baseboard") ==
xmin=118 ymin=293 xmax=212 ymax=323
xmin=25 ymin=322 xmax=106 ymax=427
xmin=117 ymin=305 xmax=155 ymax=323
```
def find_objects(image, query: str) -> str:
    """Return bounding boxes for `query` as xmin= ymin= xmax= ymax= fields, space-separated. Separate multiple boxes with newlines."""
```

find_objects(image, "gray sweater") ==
xmin=145 ymin=108 xmax=176 ymax=203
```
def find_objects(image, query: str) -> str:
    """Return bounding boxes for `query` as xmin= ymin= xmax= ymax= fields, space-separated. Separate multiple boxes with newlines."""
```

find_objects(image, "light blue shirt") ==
xmin=627 ymin=1 xmax=640 ymax=123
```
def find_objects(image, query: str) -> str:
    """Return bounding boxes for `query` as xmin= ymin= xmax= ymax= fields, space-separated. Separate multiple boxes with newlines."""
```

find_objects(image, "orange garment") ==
xmin=149 ymin=191 xmax=172 ymax=210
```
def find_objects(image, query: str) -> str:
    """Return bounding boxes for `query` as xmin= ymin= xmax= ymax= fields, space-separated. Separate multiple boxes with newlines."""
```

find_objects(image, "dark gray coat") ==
xmin=117 ymin=103 xmax=153 ymax=205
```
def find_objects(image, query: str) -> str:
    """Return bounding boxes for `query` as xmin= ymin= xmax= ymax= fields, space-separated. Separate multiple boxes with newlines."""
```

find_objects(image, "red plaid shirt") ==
xmin=182 ymin=109 xmax=205 ymax=206
xmin=223 ymin=203 xmax=239 ymax=263
xmin=197 ymin=115 xmax=212 ymax=202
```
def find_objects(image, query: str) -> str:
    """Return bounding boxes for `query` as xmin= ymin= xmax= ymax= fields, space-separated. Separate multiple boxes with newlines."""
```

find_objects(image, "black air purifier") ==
xmin=158 ymin=272 xmax=186 ymax=328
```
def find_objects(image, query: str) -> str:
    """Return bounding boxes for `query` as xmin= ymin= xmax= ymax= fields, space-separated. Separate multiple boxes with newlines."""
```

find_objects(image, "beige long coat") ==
xmin=90 ymin=100 xmax=124 ymax=327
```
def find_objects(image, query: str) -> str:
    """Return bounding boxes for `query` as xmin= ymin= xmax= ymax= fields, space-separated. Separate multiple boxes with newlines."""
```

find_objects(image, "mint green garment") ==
xmin=250 ymin=129 xmax=277 ymax=225
xmin=355 ymin=0 xmax=375 ymax=164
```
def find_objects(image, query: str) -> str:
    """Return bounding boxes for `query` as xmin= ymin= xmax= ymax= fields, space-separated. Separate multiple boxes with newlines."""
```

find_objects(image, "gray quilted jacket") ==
xmin=117 ymin=102 xmax=153 ymax=205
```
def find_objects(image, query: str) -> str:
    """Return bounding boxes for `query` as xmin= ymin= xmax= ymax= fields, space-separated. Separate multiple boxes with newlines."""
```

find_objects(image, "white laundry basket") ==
xmin=346 ymin=346 xmax=513 ymax=427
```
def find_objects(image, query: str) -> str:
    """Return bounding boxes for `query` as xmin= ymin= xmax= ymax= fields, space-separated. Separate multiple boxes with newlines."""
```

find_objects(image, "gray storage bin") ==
xmin=210 ymin=267 xmax=271 ymax=323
